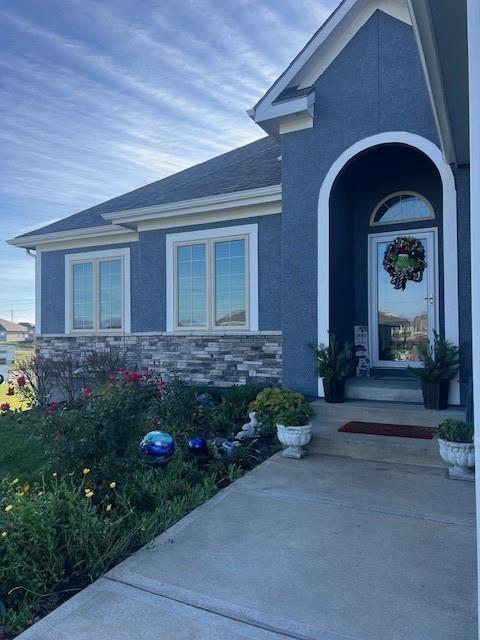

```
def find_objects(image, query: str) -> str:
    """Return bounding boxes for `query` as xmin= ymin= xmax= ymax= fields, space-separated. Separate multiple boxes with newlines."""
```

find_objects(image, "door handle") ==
xmin=424 ymin=296 xmax=434 ymax=304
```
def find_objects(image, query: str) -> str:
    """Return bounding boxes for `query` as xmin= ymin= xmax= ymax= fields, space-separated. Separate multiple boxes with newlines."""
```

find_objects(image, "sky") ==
xmin=0 ymin=0 xmax=338 ymax=325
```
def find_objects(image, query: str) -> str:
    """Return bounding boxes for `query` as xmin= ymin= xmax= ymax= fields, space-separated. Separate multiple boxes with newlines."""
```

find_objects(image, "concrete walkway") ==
xmin=19 ymin=452 xmax=476 ymax=639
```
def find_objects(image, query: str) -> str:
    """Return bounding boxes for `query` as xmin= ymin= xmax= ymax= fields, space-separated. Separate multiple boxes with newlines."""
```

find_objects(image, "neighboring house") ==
xmin=0 ymin=319 xmax=29 ymax=343
xmin=6 ymin=0 xmax=474 ymax=406
xmin=18 ymin=322 xmax=35 ymax=340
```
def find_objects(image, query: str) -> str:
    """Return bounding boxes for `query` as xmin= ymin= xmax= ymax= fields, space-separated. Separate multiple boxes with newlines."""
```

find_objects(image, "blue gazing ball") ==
xmin=188 ymin=435 xmax=208 ymax=455
xmin=139 ymin=431 xmax=175 ymax=466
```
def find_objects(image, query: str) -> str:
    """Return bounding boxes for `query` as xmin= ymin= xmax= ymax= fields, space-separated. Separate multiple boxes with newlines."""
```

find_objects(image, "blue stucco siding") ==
xmin=40 ymin=215 xmax=281 ymax=334
xmin=280 ymin=10 xmax=451 ymax=395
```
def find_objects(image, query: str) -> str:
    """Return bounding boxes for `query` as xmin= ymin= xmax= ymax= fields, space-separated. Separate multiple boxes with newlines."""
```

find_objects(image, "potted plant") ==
xmin=311 ymin=333 xmax=353 ymax=403
xmin=249 ymin=388 xmax=314 ymax=458
xmin=435 ymin=419 xmax=474 ymax=480
xmin=409 ymin=331 xmax=459 ymax=410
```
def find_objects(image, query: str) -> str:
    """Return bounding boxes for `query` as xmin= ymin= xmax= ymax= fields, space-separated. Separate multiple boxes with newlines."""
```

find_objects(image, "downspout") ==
xmin=467 ymin=0 xmax=480 ymax=637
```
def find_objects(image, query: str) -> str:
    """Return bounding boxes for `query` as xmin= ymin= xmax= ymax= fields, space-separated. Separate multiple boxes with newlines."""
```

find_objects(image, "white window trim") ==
xmin=166 ymin=224 xmax=259 ymax=332
xmin=65 ymin=248 xmax=131 ymax=335
xmin=370 ymin=191 xmax=435 ymax=226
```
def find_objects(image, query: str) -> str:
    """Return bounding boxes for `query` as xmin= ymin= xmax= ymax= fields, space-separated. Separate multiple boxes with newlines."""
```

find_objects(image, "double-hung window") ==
xmin=66 ymin=249 xmax=130 ymax=333
xmin=168 ymin=225 xmax=258 ymax=331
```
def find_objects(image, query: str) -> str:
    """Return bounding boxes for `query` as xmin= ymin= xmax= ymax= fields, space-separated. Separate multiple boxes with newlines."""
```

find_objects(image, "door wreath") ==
xmin=383 ymin=236 xmax=426 ymax=290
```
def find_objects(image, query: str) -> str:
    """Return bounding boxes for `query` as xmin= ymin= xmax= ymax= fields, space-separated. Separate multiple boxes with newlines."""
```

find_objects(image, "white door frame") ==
xmin=368 ymin=227 xmax=439 ymax=369
xmin=317 ymin=131 xmax=460 ymax=403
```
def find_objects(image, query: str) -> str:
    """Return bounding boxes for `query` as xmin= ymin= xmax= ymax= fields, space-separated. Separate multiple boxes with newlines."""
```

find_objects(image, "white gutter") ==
xmin=467 ymin=1 xmax=480 ymax=637
xmin=101 ymin=184 xmax=282 ymax=226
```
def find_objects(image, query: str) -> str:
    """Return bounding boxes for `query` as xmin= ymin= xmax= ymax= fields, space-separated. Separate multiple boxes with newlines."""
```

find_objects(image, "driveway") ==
xmin=19 ymin=452 xmax=476 ymax=639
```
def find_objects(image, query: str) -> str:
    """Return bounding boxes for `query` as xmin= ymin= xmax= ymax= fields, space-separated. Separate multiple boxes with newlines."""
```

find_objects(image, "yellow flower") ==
xmin=82 ymin=468 xmax=90 ymax=476
xmin=52 ymin=472 xmax=57 ymax=478
xmin=85 ymin=490 xmax=94 ymax=498
xmin=4 ymin=505 xmax=13 ymax=513
xmin=109 ymin=482 xmax=117 ymax=489
xmin=1 ymin=531 xmax=7 ymax=538
xmin=106 ymin=504 xmax=112 ymax=512
xmin=22 ymin=483 xmax=30 ymax=496
xmin=11 ymin=478 xmax=19 ymax=486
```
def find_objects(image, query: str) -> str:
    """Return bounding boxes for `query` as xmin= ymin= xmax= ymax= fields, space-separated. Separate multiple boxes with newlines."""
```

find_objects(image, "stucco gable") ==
xmin=249 ymin=0 xmax=412 ymax=135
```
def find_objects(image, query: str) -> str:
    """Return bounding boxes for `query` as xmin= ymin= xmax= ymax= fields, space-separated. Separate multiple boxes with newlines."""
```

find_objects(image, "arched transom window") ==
xmin=370 ymin=192 xmax=435 ymax=226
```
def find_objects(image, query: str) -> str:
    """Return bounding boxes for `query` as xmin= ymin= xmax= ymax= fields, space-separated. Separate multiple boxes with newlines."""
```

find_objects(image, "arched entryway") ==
xmin=317 ymin=132 xmax=459 ymax=403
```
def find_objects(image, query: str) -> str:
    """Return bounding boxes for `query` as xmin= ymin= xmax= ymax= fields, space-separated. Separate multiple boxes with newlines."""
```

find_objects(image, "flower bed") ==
xmin=0 ymin=371 xmax=280 ymax=638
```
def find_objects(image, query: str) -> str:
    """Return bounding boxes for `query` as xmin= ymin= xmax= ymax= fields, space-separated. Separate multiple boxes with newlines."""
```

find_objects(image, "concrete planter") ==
xmin=276 ymin=423 xmax=312 ymax=459
xmin=438 ymin=438 xmax=475 ymax=481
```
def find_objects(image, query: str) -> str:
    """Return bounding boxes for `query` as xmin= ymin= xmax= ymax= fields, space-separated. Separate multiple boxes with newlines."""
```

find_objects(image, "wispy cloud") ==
xmin=0 ymin=0 xmax=338 ymax=324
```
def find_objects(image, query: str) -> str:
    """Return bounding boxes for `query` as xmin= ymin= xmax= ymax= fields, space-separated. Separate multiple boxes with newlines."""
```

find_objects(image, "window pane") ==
xmin=373 ymin=194 xmax=433 ymax=224
xmin=72 ymin=262 xmax=94 ymax=329
xmin=100 ymin=259 xmax=122 ymax=329
xmin=177 ymin=244 xmax=206 ymax=327
xmin=215 ymin=240 xmax=246 ymax=326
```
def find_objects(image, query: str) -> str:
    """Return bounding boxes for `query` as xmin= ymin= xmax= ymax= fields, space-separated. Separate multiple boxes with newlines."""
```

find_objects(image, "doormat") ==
xmin=338 ymin=421 xmax=434 ymax=440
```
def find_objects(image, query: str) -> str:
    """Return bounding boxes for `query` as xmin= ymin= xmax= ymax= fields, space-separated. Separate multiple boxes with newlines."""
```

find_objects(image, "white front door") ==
xmin=369 ymin=229 xmax=438 ymax=368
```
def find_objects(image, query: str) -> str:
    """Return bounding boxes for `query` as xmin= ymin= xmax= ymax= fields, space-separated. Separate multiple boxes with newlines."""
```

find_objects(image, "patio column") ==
xmin=467 ymin=0 xmax=480 ymax=637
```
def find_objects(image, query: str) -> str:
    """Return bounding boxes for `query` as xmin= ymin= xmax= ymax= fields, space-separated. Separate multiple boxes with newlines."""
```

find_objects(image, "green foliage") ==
xmin=0 ymin=378 xmax=281 ymax=637
xmin=206 ymin=384 xmax=264 ymax=436
xmin=311 ymin=333 xmax=353 ymax=382
xmin=36 ymin=378 xmax=159 ymax=480
xmin=409 ymin=331 xmax=459 ymax=382
xmin=249 ymin=388 xmax=314 ymax=429
xmin=435 ymin=419 xmax=473 ymax=443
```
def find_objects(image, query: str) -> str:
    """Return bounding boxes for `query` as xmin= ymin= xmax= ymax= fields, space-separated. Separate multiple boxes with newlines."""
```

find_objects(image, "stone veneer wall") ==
xmin=36 ymin=333 xmax=282 ymax=387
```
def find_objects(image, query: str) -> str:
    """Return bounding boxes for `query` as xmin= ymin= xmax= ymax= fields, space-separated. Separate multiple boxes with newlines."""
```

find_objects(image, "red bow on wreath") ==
xmin=383 ymin=236 xmax=426 ymax=290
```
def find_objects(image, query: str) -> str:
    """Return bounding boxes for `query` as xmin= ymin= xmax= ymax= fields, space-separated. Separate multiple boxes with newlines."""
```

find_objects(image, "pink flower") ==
xmin=119 ymin=369 xmax=129 ymax=377
xmin=107 ymin=373 xmax=116 ymax=382
xmin=82 ymin=386 xmax=93 ymax=398
xmin=127 ymin=372 xmax=142 ymax=382
xmin=142 ymin=371 xmax=153 ymax=379
xmin=6 ymin=387 xmax=14 ymax=396
xmin=46 ymin=401 xmax=58 ymax=416
xmin=16 ymin=375 xmax=26 ymax=387
xmin=0 ymin=403 xmax=11 ymax=412
xmin=155 ymin=381 xmax=166 ymax=390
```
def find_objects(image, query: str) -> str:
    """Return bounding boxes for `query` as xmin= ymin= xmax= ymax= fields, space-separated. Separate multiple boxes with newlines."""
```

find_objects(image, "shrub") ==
xmin=207 ymin=384 xmax=264 ymax=436
xmin=249 ymin=388 xmax=314 ymax=431
xmin=435 ymin=419 xmax=473 ymax=443
xmin=36 ymin=373 xmax=161 ymax=479
xmin=409 ymin=331 xmax=460 ymax=382
xmin=82 ymin=348 xmax=129 ymax=384
xmin=13 ymin=356 xmax=53 ymax=408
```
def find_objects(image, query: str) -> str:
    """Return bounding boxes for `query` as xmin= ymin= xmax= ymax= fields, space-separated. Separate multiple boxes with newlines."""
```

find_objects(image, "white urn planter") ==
xmin=276 ymin=423 xmax=312 ymax=459
xmin=438 ymin=439 xmax=475 ymax=481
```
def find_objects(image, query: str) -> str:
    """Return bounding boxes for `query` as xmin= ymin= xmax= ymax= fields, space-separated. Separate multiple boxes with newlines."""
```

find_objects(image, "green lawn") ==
xmin=0 ymin=343 xmax=47 ymax=481
xmin=0 ymin=416 xmax=47 ymax=481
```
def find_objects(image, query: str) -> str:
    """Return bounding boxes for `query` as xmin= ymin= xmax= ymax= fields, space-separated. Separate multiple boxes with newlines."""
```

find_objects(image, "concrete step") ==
xmin=312 ymin=399 xmax=465 ymax=427
xmin=345 ymin=377 xmax=423 ymax=402
xmin=308 ymin=400 xmax=465 ymax=468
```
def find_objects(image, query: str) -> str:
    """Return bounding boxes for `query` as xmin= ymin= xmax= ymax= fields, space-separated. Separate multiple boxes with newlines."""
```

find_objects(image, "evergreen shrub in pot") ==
xmin=409 ymin=332 xmax=459 ymax=410
xmin=311 ymin=333 xmax=353 ymax=403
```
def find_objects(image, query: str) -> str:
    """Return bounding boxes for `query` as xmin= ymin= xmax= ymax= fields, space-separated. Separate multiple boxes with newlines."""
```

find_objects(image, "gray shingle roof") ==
xmin=17 ymin=136 xmax=281 ymax=239
xmin=0 ymin=319 xmax=29 ymax=333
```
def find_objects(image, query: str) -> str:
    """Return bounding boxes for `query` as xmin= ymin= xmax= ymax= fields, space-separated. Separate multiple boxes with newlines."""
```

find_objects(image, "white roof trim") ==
xmin=101 ymin=184 xmax=282 ymax=225
xmin=251 ymin=0 xmax=411 ymax=128
xmin=408 ymin=0 xmax=456 ymax=164
xmin=7 ymin=225 xmax=134 ymax=249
